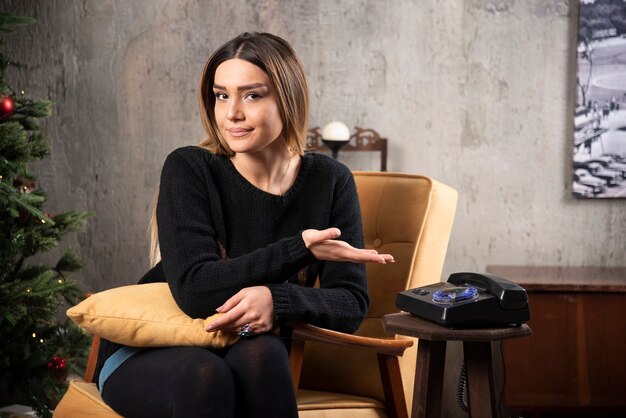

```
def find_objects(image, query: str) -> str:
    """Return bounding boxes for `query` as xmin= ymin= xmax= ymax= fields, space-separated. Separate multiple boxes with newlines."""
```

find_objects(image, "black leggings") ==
xmin=101 ymin=333 xmax=298 ymax=418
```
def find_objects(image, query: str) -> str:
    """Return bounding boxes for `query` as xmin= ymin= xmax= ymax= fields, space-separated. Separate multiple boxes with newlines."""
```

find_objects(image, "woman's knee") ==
xmin=236 ymin=333 xmax=287 ymax=355
xmin=172 ymin=349 xmax=236 ymax=417
xmin=225 ymin=334 xmax=290 ymax=377
xmin=178 ymin=348 xmax=236 ymax=396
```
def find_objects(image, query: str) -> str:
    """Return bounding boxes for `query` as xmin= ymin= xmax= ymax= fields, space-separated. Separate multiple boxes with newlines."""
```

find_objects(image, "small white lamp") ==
xmin=321 ymin=121 xmax=351 ymax=160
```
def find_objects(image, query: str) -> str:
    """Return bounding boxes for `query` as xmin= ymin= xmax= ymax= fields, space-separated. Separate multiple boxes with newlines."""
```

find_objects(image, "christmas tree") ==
xmin=0 ymin=13 xmax=92 ymax=417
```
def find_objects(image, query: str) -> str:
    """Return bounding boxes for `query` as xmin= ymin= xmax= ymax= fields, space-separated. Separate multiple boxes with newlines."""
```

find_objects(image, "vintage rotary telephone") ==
xmin=396 ymin=272 xmax=530 ymax=327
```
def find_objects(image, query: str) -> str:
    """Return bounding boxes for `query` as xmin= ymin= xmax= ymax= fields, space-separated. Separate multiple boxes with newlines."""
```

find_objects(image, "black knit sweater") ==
xmin=94 ymin=146 xmax=369 ymax=385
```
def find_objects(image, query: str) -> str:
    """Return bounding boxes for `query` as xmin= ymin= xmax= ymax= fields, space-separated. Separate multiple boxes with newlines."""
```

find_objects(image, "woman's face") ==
xmin=213 ymin=59 xmax=284 ymax=155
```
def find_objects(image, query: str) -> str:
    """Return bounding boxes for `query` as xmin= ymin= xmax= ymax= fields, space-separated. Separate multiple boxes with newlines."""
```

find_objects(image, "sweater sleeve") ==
xmin=267 ymin=169 xmax=370 ymax=334
xmin=157 ymin=149 xmax=314 ymax=318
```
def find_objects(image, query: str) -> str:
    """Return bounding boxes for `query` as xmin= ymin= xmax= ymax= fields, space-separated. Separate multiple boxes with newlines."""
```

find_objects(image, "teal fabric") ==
xmin=98 ymin=346 xmax=142 ymax=390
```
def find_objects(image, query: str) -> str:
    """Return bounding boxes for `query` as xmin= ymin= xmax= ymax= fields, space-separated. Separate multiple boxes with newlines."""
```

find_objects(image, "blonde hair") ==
xmin=149 ymin=32 xmax=310 ymax=266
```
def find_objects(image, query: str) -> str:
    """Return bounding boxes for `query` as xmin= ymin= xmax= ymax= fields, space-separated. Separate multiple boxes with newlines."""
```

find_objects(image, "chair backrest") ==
xmin=297 ymin=172 xmax=458 ymax=406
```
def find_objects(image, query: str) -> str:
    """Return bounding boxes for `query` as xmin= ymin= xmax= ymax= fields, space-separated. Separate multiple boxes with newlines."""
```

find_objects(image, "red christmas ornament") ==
xmin=0 ymin=96 xmax=14 ymax=119
xmin=48 ymin=355 xmax=69 ymax=381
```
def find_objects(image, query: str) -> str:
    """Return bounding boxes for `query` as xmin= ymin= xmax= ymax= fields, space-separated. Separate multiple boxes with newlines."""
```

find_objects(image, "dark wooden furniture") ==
xmin=487 ymin=265 xmax=626 ymax=417
xmin=307 ymin=126 xmax=388 ymax=171
xmin=383 ymin=312 xmax=531 ymax=418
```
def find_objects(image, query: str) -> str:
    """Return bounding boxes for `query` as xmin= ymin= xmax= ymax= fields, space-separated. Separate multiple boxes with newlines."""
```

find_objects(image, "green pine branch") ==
xmin=55 ymin=250 xmax=85 ymax=273
xmin=0 ymin=121 xmax=29 ymax=161
xmin=0 ymin=13 xmax=34 ymax=34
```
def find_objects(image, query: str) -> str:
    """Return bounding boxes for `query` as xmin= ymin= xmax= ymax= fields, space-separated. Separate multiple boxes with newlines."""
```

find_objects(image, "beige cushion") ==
xmin=67 ymin=283 xmax=239 ymax=348
xmin=297 ymin=389 xmax=387 ymax=418
xmin=53 ymin=380 xmax=120 ymax=418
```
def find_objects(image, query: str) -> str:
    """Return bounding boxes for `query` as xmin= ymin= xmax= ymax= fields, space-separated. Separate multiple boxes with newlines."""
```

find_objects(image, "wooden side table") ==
xmin=383 ymin=313 xmax=531 ymax=418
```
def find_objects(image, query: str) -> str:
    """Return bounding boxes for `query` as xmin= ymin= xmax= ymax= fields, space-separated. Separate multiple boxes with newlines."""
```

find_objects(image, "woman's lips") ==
xmin=227 ymin=128 xmax=252 ymax=137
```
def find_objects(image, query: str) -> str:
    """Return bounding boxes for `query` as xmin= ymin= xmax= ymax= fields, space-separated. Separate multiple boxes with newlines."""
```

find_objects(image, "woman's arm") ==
xmin=266 ymin=172 xmax=375 ymax=333
xmin=206 ymin=226 xmax=394 ymax=334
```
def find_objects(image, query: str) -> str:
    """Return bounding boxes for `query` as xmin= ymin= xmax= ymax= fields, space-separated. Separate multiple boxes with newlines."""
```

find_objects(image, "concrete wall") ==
xmin=4 ymin=0 xmax=624 ymax=416
xmin=8 ymin=0 xmax=619 ymax=291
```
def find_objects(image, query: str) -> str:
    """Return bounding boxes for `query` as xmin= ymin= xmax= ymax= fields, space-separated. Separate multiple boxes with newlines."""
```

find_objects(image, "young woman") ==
xmin=94 ymin=32 xmax=393 ymax=418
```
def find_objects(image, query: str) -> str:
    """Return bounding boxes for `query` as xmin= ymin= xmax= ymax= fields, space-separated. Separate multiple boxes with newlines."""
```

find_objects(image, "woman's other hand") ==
xmin=302 ymin=228 xmax=394 ymax=264
xmin=205 ymin=286 xmax=274 ymax=334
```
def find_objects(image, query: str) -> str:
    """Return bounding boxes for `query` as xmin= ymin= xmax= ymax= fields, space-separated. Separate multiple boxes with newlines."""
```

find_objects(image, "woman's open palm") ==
xmin=302 ymin=228 xmax=394 ymax=264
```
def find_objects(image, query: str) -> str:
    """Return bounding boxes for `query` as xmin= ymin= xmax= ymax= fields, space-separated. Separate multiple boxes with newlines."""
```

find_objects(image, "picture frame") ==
xmin=573 ymin=0 xmax=626 ymax=198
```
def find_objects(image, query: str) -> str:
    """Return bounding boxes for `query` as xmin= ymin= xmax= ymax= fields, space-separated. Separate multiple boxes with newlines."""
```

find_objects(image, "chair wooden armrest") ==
xmin=289 ymin=321 xmax=413 ymax=356
xmin=288 ymin=321 xmax=412 ymax=418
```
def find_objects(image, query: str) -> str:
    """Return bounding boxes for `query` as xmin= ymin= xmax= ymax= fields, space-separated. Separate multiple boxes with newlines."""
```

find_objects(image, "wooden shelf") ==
xmin=306 ymin=127 xmax=388 ymax=172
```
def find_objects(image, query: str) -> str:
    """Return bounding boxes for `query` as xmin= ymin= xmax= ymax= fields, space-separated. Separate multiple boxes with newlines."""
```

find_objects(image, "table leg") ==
xmin=412 ymin=340 xmax=446 ymax=418
xmin=463 ymin=341 xmax=497 ymax=418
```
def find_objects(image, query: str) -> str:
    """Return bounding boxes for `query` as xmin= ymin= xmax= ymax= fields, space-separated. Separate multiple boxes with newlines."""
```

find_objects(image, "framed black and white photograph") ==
xmin=573 ymin=0 xmax=626 ymax=198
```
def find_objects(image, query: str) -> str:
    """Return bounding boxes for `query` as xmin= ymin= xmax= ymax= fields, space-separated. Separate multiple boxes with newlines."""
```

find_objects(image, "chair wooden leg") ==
xmin=289 ymin=338 xmax=305 ymax=392
xmin=377 ymin=353 xmax=409 ymax=418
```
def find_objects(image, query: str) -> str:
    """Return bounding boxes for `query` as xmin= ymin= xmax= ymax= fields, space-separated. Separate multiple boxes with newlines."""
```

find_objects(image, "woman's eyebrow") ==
xmin=213 ymin=83 xmax=269 ymax=91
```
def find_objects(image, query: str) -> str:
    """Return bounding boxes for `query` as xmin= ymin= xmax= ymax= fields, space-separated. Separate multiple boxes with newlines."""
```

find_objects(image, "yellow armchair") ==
xmin=54 ymin=172 xmax=457 ymax=418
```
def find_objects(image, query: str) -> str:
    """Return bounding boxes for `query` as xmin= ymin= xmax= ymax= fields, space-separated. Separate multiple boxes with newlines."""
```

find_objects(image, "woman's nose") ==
xmin=227 ymin=101 xmax=244 ymax=121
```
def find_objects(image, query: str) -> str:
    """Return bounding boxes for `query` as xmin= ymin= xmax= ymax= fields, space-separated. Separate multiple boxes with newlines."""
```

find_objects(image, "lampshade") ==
xmin=321 ymin=121 xmax=350 ymax=141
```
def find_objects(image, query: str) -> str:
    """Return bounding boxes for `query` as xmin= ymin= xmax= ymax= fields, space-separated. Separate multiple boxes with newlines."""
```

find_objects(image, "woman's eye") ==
xmin=214 ymin=92 xmax=228 ymax=100
xmin=245 ymin=92 xmax=261 ymax=100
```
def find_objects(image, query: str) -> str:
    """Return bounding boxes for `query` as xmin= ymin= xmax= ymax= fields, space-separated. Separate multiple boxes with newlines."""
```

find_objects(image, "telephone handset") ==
xmin=396 ymin=272 xmax=530 ymax=327
xmin=447 ymin=272 xmax=528 ymax=310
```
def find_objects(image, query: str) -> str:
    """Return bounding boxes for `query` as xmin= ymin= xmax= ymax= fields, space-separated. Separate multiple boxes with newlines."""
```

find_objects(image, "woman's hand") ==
xmin=302 ymin=228 xmax=394 ymax=264
xmin=205 ymin=286 xmax=274 ymax=334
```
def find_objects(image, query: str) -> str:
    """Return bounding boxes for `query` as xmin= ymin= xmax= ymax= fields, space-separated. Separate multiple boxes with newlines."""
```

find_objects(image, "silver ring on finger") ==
xmin=237 ymin=323 xmax=254 ymax=337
